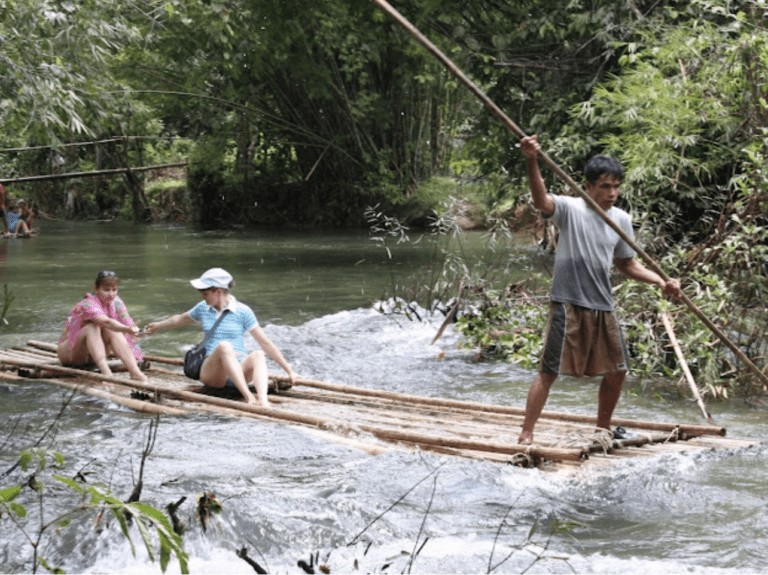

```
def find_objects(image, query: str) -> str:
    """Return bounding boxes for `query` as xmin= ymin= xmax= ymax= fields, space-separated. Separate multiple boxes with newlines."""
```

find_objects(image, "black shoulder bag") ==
xmin=183 ymin=310 xmax=230 ymax=380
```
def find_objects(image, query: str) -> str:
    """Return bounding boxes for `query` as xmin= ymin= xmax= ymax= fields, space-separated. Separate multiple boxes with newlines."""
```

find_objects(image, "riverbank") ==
xmin=8 ymin=170 xmax=534 ymax=231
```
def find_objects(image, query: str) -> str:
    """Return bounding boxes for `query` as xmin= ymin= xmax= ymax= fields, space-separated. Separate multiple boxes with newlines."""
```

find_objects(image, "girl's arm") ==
xmin=90 ymin=314 xmax=140 ymax=336
xmin=144 ymin=312 xmax=196 ymax=336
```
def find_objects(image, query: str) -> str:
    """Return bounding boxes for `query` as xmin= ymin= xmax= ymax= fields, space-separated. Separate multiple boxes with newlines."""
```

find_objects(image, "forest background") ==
xmin=1 ymin=0 xmax=767 ymax=397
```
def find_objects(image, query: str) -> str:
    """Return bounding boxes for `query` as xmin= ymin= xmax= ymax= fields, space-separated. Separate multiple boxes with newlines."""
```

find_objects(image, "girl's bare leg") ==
xmin=241 ymin=350 xmax=270 ymax=408
xmin=57 ymin=323 xmax=113 ymax=377
xmin=102 ymin=329 xmax=147 ymax=382
xmin=199 ymin=342 xmax=259 ymax=405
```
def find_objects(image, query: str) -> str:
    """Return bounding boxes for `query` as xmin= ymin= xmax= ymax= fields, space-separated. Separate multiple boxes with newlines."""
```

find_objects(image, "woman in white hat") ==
xmin=144 ymin=268 xmax=298 ymax=407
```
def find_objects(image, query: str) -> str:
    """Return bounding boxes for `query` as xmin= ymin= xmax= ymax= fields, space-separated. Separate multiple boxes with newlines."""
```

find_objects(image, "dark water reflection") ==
xmin=0 ymin=220 xmax=766 ymax=574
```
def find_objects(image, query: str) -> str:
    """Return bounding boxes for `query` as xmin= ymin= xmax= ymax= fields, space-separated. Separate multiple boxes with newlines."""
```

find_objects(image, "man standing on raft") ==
xmin=517 ymin=135 xmax=681 ymax=445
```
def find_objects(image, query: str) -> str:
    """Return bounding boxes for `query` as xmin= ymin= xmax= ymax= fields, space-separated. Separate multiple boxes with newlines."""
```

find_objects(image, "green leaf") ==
xmin=53 ymin=475 xmax=84 ymax=494
xmin=19 ymin=450 xmax=33 ymax=471
xmin=134 ymin=516 xmax=157 ymax=563
xmin=0 ymin=485 xmax=22 ymax=503
xmin=9 ymin=502 xmax=27 ymax=518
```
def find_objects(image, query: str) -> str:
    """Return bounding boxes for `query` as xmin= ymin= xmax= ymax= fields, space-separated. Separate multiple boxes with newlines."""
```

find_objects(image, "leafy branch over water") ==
xmin=1 ymin=409 xmax=188 ymax=574
xmin=369 ymin=199 xmax=768 ymax=402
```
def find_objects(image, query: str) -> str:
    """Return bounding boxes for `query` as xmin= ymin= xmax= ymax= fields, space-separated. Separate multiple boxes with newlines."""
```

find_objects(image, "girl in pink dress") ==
xmin=57 ymin=271 xmax=147 ymax=381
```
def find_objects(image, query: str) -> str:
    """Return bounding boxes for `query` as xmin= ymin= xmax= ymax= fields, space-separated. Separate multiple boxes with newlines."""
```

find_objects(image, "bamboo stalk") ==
xmin=27 ymin=341 xmax=61 ymax=353
xmin=369 ymin=0 xmax=768 ymax=391
xmin=143 ymin=354 xmax=183 ymax=366
xmin=21 ymin=340 xmax=727 ymax=437
xmin=661 ymin=311 xmax=716 ymax=425
xmin=12 ymin=345 xmax=57 ymax=358
xmin=283 ymin=391 xmax=521 ymax=442
xmin=0 ymin=349 xmax=127 ymax=373
xmin=0 ymin=161 xmax=188 ymax=185
xmin=271 ymin=374 xmax=726 ymax=437
xmin=0 ymin=356 xmax=586 ymax=462
xmin=27 ymin=341 xmax=185 ymax=368
xmin=51 ymin=379 xmax=189 ymax=416
xmin=22 ymin=371 xmax=394 ymax=456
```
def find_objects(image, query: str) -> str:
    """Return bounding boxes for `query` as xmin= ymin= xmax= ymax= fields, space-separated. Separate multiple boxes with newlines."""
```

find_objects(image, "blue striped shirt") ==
xmin=188 ymin=296 xmax=259 ymax=357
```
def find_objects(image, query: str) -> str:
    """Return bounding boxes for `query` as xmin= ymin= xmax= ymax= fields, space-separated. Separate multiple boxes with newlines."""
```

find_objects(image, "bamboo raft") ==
xmin=0 ymin=341 xmax=758 ymax=470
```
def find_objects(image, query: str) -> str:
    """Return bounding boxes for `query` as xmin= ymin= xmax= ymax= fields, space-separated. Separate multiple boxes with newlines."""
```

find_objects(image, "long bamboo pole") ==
xmin=661 ymin=312 xmax=716 ymax=425
xmin=369 ymin=0 xmax=768 ymax=390
xmin=0 ymin=355 xmax=586 ymax=462
xmin=21 ymin=342 xmax=726 ymax=437
xmin=0 ymin=162 xmax=188 ymax=185
xmin=270 ymin=374 xmax=725 ymax=437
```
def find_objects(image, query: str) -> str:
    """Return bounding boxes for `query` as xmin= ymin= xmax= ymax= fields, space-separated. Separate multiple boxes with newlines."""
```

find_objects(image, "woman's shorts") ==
xmin=539 ymin=302 xmax=629 ymax=376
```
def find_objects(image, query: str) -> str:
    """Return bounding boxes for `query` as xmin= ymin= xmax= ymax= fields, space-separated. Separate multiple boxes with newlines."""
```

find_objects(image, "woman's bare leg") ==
xmin=102 ymin=329 xmax=147 ymax=381
xmin=241 ymin=350 xmax=270 ymax=408
xmin=57 ymin=323 xmax=113 ymax=377
xmin=199 ymin=342 xmax=259 ymax=405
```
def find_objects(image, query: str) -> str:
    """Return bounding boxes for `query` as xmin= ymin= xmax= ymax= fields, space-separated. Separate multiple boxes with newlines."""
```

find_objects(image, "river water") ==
xmin=1 ymin=221 xmax=766 ymax=574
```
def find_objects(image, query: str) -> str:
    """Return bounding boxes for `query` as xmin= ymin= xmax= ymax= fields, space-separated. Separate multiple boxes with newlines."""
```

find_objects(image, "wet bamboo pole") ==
xmin=270 ymin=374 xmax=726 ymax=437
xmin=0 ymin=355 xmax=587 ymax=462
xmin=661 ymin=311 xmax=716 ymax=425
xmin=369 ymin=0 xmax=768 ymax=391
xmin=22 ymin=342 xmax=726 ymax=437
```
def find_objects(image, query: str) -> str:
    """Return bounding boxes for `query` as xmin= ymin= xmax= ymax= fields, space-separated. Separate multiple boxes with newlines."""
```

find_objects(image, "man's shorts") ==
xmin=539 ymin=302 xmax=629 ymax=376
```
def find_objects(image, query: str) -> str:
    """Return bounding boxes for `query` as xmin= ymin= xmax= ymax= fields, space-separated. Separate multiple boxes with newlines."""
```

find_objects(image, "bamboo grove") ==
xmin=1 ymin=0 xmax=768 ymax=394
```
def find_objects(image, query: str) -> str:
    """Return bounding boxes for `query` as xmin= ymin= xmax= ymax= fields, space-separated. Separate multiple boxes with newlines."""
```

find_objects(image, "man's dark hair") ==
xmin=584 ymin=154 xmax=623 ymax=183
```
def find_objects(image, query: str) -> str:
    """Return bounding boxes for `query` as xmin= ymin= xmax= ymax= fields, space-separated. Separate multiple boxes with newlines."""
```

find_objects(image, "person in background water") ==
xmin=517 ymin=135 xmax=681 ymax=445
xmin=143 ymin=268 xmax=298 ymax=407
xmin=57 ymin=271 xmax=147 ymax=382
xmin=17 ymin=199 xmax=35 ymax=232
xmin=5 ymin=201 xmax=31 ymax=238
xmin=0 ymin=183 xmax=7 ymax=235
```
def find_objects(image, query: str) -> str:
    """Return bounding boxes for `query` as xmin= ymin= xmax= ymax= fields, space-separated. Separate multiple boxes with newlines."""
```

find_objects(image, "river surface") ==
xmin=1 ymin=221 xmax=766 ymax=574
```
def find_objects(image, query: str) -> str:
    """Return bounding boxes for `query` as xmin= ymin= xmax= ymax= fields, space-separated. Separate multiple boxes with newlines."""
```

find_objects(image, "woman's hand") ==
xmin=143 ymin=322 xmax=159 ymax=336
xmin=288 ymin=369 xmax=298 ymax=386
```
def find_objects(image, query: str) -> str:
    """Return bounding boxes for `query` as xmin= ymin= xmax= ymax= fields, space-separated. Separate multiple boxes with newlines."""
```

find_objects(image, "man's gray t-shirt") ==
xmin=546 ymin=195 xmax=636 ymax=311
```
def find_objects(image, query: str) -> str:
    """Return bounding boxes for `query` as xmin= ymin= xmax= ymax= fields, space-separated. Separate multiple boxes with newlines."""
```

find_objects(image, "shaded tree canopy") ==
xmin=0 ymin=0 xmax=766 ymax=233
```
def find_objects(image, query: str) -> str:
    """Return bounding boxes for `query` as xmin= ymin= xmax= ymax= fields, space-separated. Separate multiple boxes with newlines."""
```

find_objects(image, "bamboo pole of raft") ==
xmin=52 ymin=378 xmax=189 ymax=416
xmin=0 ymin=356 xmax=586 ymax=462
xmin=661 ymin=312 xmax=716 ymax=425
xmin=369 ymin=0 xmax=768 ymax=391
xmin=18 ymin=343 xmax=729 ymax=437
xmin=271 ymin=374 xmax=726 ymax=438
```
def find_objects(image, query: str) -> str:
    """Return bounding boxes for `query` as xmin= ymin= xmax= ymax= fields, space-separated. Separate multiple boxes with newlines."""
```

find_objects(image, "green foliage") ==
xmin=455 ymin=286 xmax=548 ymax=368
xmin=615 ymin=226 xmax=768 ymax=399
xmin=566 ymin=1 xmax=768 ymax=238
xmin=1 ymin=447 xmax=189 ymax=574
xmin=4 ymin=0 xmax=768 ymax=232
xmin=0 ymin=0 xmax=144 ymax=146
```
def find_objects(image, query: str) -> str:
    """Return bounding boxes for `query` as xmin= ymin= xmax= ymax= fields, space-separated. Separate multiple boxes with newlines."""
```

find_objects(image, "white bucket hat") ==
xmin=190 ymin=268 xmax=233 ymax=290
